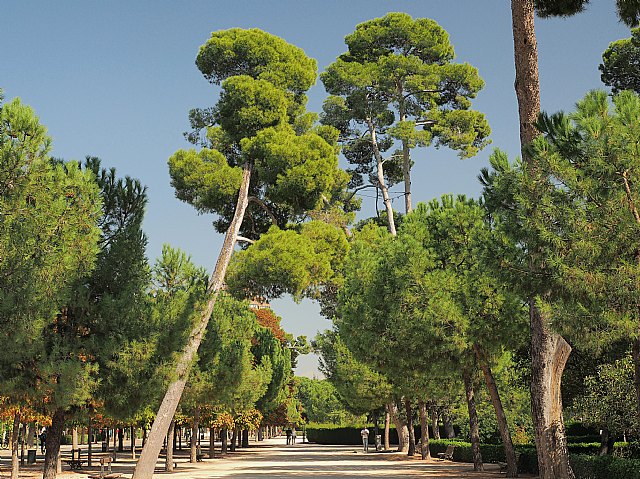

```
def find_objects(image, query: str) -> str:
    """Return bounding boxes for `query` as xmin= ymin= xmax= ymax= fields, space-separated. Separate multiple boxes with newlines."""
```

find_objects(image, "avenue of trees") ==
xmin=4 ymin=3 xmax=640 ymax=479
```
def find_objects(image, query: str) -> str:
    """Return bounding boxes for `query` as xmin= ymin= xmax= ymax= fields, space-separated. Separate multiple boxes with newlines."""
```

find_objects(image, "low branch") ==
xmin=236 ymin=236 xmax=255 ymax=245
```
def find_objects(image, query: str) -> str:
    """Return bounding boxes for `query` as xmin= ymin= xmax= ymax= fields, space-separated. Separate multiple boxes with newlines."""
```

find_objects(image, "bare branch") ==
xmin=236 ymin=235 xmax=255 ymax=245
xmin=248 ymin=196 xmax=278 ymax=225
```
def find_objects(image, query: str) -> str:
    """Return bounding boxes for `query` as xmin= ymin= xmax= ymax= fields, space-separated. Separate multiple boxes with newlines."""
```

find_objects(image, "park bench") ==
xmin=87 ymin=455 xmax=122 ymax=479
xmin=63 ymin=448 xmax=85 ymax=470
xmin=437 ymin=444 xmax=455 ymax=461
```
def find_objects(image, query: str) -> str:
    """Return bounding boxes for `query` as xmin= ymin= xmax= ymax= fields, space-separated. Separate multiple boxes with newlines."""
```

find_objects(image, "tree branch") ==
xmin=248 ymin=196 xmax=278 ymax=225
xmin=236 ymin=236 xmax=255 ymax=245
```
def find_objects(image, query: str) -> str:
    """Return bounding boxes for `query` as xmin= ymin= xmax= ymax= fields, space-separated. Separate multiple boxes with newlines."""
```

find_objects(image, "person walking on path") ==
xmin=291 ymin=427 xmax=297 ymax=444
xmin=361 ymin=427 xmax=370 ymax=453
xmin=285 ymin=427 xmax=292 ymax=445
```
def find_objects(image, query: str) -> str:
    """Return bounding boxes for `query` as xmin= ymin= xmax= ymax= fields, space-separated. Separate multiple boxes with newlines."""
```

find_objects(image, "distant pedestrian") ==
xmin=360 ymin=427 xmax=369 ymax=453
xmin=291 ymin=427 xmax=297 ymax=444
xmin=285 ymin=427 xmax=292 ymax=445
xmin=39 ymin=429 xmax=47 ymax=454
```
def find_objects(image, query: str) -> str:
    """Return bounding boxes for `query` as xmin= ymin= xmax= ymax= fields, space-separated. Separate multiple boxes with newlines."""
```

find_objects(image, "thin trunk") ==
xmin=27 ymin=422 xmax=35 ymax=448
xmin=530 ymin=302 xmax=574 ymax=479
xmin=43 ymin=408 xmax=64 ymax=479
xmin=190 ymin=408 xmax=200 ymax=463
xmin=398 ymin=92 xmax=412 ymax=214
xmin=72 ymin=427 xmax=78 ymax=456
xmin=209 ymin=427 xmax=215 ymax=457
xmin=88 ymin=425 xmax=92 ymax=467
xmin=463 ymin=370 xmax=483 ymax=471
xmin=221 ymin=428 xmax=228 ymax=454
xmin=634 ymin=336 xmax=640 ymax=419
xmin=165 ymin=419 xmax=175 ymax=472
xmin=443 ymin=411 xmax=455 ymax=438
xmin=113 ymin=427 xmax=117 ymax=460
xmin=418 ymin=400 xmax=431 ymax=460
xmin=474 ymin=343 xmax=518 ymax=477
xmin=388 ymin=402 xmax=408 ymax=452
xmin=230 ymin=428 xmax=237 ymax=452
xmin=431 ymin=409 xmax=440 ymax=440
xmin=10 ymin=412 xmax=20 ymax=479
xmin=131 ymin=426 xmax=136 ymax=459
xmin=405 ymin=398 xmax=415 ymax=456
xmin=366 ymin=118 xmax=397 ymax=236
xmin=132 ymin=161 xmax=253 ymax=479
xmin=118 ymin=427 xmax=123 ymax=452
xmin=384 ymin=409 xmax=390 ymax=451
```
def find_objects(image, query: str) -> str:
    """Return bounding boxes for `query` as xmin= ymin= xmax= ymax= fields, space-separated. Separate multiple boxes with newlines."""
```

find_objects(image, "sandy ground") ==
xmin=0 ymin=438 xmax=538 ymax=479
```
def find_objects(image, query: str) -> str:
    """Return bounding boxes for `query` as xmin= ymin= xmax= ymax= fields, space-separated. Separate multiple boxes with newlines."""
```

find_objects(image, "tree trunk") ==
xmin=221 ymin=428 xmax=228 ymax=454
xmin=190 ymin=408 xmax=200 ymax=463
xmin=398 ymin=94 xmax=412 ymax=214
xmin=165 ymin=419 xmax=175 ymax=472
xmin=209 ymin=427 xmax=215 ymax=457
xmin=43 ymin=408 xmax=64 ymax=479
xmin=511 ymin=0 xmax=541 ymax=160
xmin=599 ymin=428 xmax=615 ymax=456
xmin=474 ymin=343 xmax=518 ymax=477
xmin=405 ymin=398 xmax=415 ymax=456
xmin=530 ymin=303 xmax=574 ymax=479
xmin=27 ymin=422 xmax=35 ymax=448
xmin=10 ymin=412 xmax=20 ymax=479
xmin=131 ymin=426 xmax=136 ymax=459
xmin=366 ymin=119 xmax=397 ymax=236
xmin=72 ymin=427 xmax=78 ymax=457
xmin=463 ymin=370 xmax=483 ymax=471
xmin=118 ymin=427 xmax=123 ymax=452
xmin=88 ymin=425 xmax=92 ymax=467
xmin=384 ymin=408 xmax=390 ymax=451
xmin=242 ymin=429 xmax=249 ymax=448
xmin=443 ymin=410 xmax=455 ymax=438
xmin=113 ymin=427 xmax=117 ymax=460
xmin=132 ymin=161 xmax=253 ymax=479
xmin=633 ymin=332 xmax=640 ymax=420
xmin=230 ymin=428 xmax=237 ymax=452
xmin=418 ymin=400 xmax=431 ymax=460
xmin=431 ymin=409 xmax=440 ymax=440
xmin=388 ymin=401 xmax=408 ymax=452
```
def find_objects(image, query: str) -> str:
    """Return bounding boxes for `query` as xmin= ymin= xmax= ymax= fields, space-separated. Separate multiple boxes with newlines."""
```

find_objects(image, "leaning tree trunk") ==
xmin=530 ymin=303 xmax=574 ymax=479
xmin=474 ymin=343 xmax=518 ymax=477
xmin=384 ymin=408 xmax=390 ymax=451
xmin=10 ymin=412 xmax=20 ymax=479
xmin=418 ymin=400 xmax=431 ymax=460
xmin=388 ymin=402 xmax=408 ymax=452
xmin=43 ymin=408 xmax=65 ymax=479
xmin=132 ymin=161 xmax=253 ymax=479
xmin=366 ymin=118 xmax=397 ymax=236
xmin=190 ymin=407 xmax=200 ymax=463
xmin=463 ymin=370 xmax=483 ymax=472
xmin=405 ymin=398 xmax=415 ymax=456
xmin=165 ymin=419 xmax=175 ymax=472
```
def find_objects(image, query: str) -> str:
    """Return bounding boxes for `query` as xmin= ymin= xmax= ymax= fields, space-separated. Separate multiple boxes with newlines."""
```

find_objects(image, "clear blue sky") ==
xmin=2 ymin=1 xmax=630 ymax=376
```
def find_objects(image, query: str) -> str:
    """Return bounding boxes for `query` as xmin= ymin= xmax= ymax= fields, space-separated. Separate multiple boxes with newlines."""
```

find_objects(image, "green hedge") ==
xmin=571 ymin=454 xmax=640 ymax=479
xmin=305 ymin=425 xmax=458 ymax=446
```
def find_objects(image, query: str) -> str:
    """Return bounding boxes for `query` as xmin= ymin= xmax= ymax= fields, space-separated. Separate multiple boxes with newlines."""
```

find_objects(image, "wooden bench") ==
xmin=87 ymin=455 xmax=122 ymax=479
xmin=63 ymin=448 xmax=85 ymax=470
xmin=437 ymin=444 xmax=455 ymax=461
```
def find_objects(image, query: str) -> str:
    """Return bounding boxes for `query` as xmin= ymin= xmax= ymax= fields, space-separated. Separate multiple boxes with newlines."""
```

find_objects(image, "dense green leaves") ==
xmin=601 ymin=28 xmax=640 ymax=95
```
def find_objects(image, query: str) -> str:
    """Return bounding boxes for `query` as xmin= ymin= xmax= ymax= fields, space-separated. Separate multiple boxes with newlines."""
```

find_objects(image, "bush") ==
xmin=570 ymin=454 xmax=640 ymax=479
xmin=306 ymin=425 xmax=398 ymax=445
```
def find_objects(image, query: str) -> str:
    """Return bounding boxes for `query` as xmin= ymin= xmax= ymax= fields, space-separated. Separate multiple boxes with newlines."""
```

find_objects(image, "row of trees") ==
xmin=0 ymin=90 xmax=306 ymax=479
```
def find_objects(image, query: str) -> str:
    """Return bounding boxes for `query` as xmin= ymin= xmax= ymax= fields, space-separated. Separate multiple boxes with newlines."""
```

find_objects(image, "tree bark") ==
xmin=242 ymin=429 xmax=249 ymax=448
xmin=398 ymin=92 xmax=412 ymax=214
xmin=72 ymin=427 xmax=78 ymax=457
xmin=27 ymin=422 xmax=35 ymax=448
xmin=230 ymin=428 xmax=237 ymax=452
xmin=43 ymin=408 xmax=64 ymax=479
xmin=530 ymin=303 xmax=574 ymax=479
xmin=388 ymin=401 xmax=408 ymax=452
xmin=430 ymin=409 xmax=440 ymax=440
xmin=418 ymin=400 xmax=431 ymax=460
xmin=10 ymin=412 xmax=20 ymax=479
xmin=366 ymin=119 xmax=397 ymax=236
xmin=113 ymin=427 xmax=117 ymax=460
xmin=463 ymin=370 xmax=483 ymax=472
xmin=443 ymin=410 xmax=455 ymax=438
xmin=131 ymin=426 xmax=136 ymax=459
xmin=132 ymin=161 xmax=253 ymax=479
xmin=118 ymin=427 xmax=123 ymax=452
xmin=165 ymin=419 xmax=175 ymax=472
xmin=384 ymin=408 xmax=390 ymax=451
xmin=474 ymin=343 xmax=518 ymax=477
xmin=88 ymin=425 xmax=92 ymax=467
xmin=221 ymin=428 xmax=228 ymax=454
xmin=190 ymin=408 xmax=200 ymax=463
xmin=405 ymin=398 xmax=415 ymax=456
xmin=209 ymin=427 xmax=215 ymax=457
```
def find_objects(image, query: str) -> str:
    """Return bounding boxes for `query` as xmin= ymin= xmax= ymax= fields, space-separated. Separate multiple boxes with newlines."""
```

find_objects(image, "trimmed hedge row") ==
xmin=305 ymin=425 xmax=457 ymax=446
xmin=571 ymin=455 xmax=640 ymax=479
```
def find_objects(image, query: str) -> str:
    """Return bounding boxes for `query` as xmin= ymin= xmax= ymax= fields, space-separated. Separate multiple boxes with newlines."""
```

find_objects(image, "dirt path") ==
xmin=0 ymin=439 xmax=537 ymax=478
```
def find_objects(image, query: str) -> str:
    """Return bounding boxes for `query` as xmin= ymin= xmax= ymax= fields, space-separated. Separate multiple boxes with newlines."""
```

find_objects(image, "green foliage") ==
xmin=600 ymin=28 xmax=640 ymax=95
xmin=296 ymin=377 xmax=364 ymax=425
xmin=573 ymin=354 xmax=639 ymax=436
xmin=570 ymin=454 xmax=640 ymax=479
xmin=534 ymin=0 xmax=640 ymax=27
